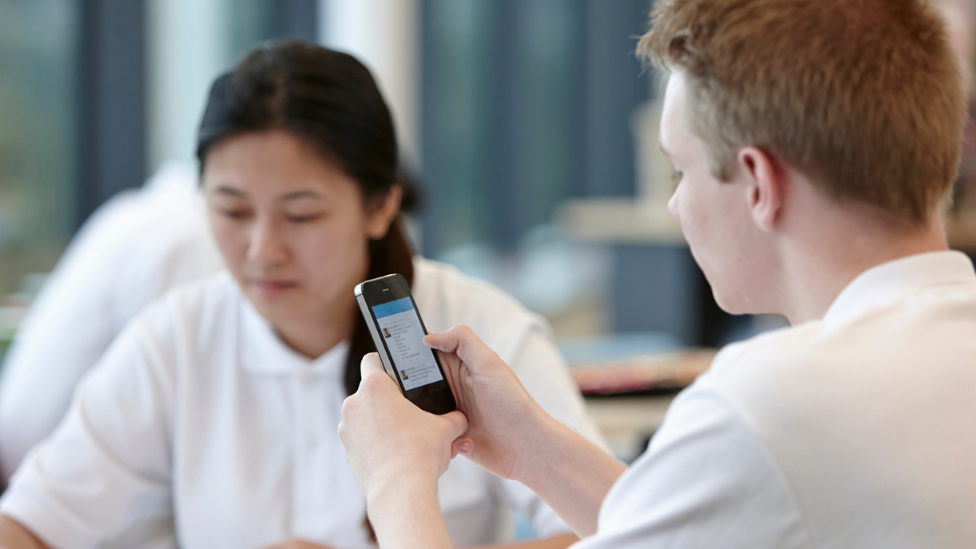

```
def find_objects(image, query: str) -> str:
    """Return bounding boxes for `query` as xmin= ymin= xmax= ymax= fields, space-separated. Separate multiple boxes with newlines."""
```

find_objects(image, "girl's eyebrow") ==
xmin=278 ymin=190 xmax=323 ymax=202
xmin=209 ymin=188 xmax=325 ymax=201
xmin=211 ymin=185 xmax=247 ymax=198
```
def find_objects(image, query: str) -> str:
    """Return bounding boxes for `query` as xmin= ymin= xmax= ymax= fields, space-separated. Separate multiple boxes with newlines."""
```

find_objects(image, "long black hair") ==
xmin=196 ymin=41 xmax=414 ymax=396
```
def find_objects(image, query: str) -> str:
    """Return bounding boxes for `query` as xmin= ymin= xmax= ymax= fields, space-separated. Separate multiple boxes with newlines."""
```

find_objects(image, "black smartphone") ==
xmin=354 ymin=274 xmax=457 ymax=415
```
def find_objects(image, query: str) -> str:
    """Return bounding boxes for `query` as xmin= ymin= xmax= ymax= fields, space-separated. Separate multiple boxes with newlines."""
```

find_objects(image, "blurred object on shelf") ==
xmin=556 ymin=97 xmax=683 ymax=246
xmin=946 ymin=214 xmax=976 ymax=252
xmin=633 ymin=98 xmax=673 ymax=214
xmin=952 ymin=104 xmax=976 ymax=222
xmin=571 ymin=349 xmax=715 ymax=396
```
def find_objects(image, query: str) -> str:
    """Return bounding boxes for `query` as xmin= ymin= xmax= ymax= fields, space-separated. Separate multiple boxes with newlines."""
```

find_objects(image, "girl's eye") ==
xmin=286 ymin=214 xmax=323 ymax=223
xmin=219 ymin=209 xmax=251 ymax=220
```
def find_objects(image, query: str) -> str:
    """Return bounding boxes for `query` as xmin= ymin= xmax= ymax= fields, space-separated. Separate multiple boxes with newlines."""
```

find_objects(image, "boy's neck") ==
xmin=779 ymin=212 xmax=948 ymax=325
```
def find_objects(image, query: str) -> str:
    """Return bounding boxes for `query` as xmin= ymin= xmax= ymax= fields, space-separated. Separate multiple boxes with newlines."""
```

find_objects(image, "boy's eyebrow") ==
xmin=659 ymin=142 xmax=673 ymax=159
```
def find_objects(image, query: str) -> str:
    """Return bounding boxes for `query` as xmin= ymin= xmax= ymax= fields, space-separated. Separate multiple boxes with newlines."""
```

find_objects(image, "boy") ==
xmin=339 ymin=1 xmax=976 ymax=547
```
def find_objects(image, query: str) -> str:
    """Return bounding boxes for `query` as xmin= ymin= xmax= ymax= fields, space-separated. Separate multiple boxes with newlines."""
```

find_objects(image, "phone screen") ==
xmin=371 ymin=297 xmax=445 ymax=391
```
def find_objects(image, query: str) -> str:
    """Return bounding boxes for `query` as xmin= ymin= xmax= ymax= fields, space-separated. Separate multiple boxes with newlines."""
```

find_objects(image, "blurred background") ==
xmin=1 ymin=0 xmax=975 ymax=420
xmin=0 ymin=0 xmax=752 ymax=358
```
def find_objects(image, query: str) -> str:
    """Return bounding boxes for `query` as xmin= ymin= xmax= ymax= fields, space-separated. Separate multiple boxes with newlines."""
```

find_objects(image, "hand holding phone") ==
xmin=354 ymin=274 xmax=457 ymax=414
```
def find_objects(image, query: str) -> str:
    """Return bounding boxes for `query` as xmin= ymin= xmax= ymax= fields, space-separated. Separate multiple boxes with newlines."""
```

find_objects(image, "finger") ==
xmin=452 ymin=437 xmax=474 ymax=455
xmin=442 ymin=410 xmax=469 ymax=440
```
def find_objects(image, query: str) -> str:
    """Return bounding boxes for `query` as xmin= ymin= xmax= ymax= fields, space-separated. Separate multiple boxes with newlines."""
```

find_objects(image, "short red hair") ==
xmin=639 ymin=0 xmax=967 ymax=226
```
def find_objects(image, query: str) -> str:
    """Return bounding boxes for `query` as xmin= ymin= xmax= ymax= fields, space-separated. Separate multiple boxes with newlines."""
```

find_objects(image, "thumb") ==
xmin=441 ymin=410 xmax=469 ymax=440
xmin=426 ymin=325 xmax=496 ymax=367
xmin=424 ymin=329 xmax=459 ymax=354
xmin=360 ymin=353 xmax=386 ymax=380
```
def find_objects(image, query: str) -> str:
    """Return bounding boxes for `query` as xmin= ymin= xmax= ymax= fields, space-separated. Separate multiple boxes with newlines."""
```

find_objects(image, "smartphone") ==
xmin=354 ymin=274 xmax=457 ymax=415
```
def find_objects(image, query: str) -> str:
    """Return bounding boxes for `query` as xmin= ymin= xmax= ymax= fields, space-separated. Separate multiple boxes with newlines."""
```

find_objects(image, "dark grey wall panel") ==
xmin=76 ymin=0 xmax=147 ymax=228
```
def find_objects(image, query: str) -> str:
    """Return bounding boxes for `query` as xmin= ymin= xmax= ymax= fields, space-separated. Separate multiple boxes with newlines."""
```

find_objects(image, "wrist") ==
xmin=366 ymin=466 xmax=438 ymax=508
xmin=365 ymin=472 xmax=452 ymax=549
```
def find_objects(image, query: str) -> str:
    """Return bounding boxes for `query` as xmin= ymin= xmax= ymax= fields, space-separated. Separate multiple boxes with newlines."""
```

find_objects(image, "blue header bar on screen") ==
xmin=372 ymin=297 xmax=414 ymax=319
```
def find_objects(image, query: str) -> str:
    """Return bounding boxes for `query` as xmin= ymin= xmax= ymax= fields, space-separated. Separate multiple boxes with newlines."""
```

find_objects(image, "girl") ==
xmin=0 ymin=43 xmax=603 ymax=549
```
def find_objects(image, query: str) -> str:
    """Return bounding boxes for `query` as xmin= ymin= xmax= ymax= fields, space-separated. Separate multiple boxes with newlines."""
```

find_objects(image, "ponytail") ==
xmin=343 ymin=217 xmax=414 ymax=396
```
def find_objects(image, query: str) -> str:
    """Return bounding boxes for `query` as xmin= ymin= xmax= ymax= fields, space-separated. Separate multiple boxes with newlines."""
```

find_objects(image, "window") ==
xmin=0 ymin=0 xmax=79 ymax=296
xmin=420 ymin=0 xmax=654 ymax=254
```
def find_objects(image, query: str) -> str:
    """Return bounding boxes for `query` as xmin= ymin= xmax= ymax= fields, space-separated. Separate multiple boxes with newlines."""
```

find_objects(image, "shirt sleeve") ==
xmin=496 ymin=324 xmax=611 ymax=538
xmin=0 ymin=315 xmax=176 ymax=549
xmin=572 ymin=385 xmax=812 ymax=549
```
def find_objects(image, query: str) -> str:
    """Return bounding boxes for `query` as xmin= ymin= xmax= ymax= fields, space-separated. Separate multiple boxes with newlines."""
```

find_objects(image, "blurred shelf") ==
xmin=560 ymin=198 xmax=976 ymax=254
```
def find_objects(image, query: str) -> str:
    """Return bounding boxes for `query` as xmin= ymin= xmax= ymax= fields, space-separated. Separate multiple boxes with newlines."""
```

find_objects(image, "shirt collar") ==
xmin=823 ymin=250 xmax=976 ymax=323
xmin=237 ymin=290 xmax=349 ymax=377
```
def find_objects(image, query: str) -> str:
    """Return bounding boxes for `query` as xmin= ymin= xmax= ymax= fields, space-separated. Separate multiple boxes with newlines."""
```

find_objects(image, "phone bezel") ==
xmin=355 ymin=274 xmax=457 ymax=415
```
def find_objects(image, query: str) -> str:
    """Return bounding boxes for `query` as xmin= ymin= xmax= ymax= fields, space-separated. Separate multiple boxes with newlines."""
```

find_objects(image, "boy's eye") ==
xmin=670 ymin=169 xmax=684 ymax=186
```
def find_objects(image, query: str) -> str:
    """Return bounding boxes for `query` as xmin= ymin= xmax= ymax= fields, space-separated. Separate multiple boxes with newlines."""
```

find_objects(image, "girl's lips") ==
xmin=250 ymin=279 xmax=300 ymax=297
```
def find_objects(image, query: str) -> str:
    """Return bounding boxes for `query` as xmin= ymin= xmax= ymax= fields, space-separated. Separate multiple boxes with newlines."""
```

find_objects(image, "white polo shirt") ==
xmin=1 ymin=258 xmax=605 ymax=549
xmin=0 ymin=162 xmax=223 ymax=482
xmin=576 ymin=251 xmax=976 ymax=548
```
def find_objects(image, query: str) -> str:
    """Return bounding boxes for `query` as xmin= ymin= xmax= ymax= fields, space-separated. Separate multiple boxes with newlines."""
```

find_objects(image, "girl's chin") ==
xmin=247 ymin=293 xmax=306 ymax=321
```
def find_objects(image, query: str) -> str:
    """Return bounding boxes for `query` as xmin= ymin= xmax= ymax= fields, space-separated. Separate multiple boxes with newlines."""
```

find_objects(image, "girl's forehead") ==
xmin=202 ymin=132 xmax=358 ymax=200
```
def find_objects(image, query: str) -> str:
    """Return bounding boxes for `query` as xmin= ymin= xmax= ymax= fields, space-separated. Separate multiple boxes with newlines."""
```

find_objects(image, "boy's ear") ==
xmin=738 ymin=147 xmax=786 ymax=232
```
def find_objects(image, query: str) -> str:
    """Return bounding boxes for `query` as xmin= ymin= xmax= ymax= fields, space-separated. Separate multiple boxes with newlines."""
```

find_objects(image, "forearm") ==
xmin=0 ymin=515 xmax=50 ymax=549
xmin=367 ymin=476 xmax=454 ymax=549
xmin=514 ymin=418 xmax=626 ymax=537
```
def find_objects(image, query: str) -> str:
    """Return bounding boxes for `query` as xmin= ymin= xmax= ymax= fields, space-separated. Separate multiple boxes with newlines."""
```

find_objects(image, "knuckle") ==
xmin=340 ymin=395 xmax=357 ymax=416
xmin=360 ymin=374 xmax=383 ymax=393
